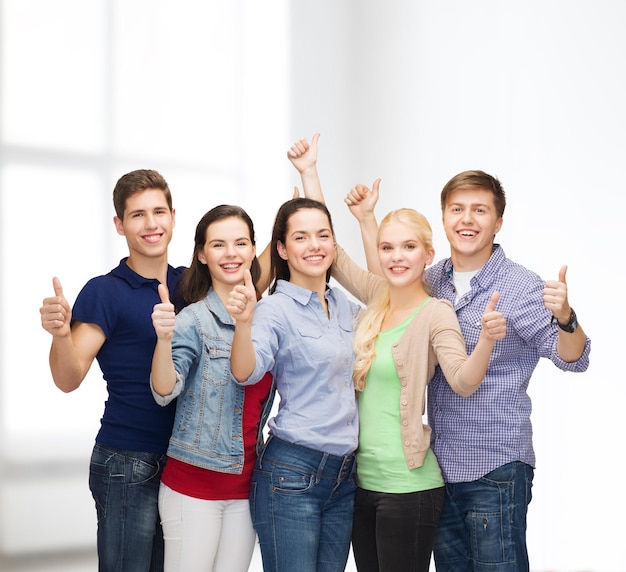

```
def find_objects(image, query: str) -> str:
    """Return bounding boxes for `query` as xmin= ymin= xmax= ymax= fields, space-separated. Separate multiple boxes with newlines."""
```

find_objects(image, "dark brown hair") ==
xmin=268 ymin=198 xmax=335 ymax=294
xmin=112 ymin=169 xmax=172 ymax=219
xmin=178 ymin=205 xmax=261 ymax=305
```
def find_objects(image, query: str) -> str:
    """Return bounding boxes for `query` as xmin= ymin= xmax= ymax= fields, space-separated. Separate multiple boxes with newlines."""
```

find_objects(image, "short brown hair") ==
xmin=112 ymin=169 xmax=172 ymax=219
xmin=440 ymin=170 xmax=506 ymax=218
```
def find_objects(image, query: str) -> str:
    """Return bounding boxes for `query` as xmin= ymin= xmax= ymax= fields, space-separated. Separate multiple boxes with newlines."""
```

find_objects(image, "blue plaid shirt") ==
xmin=426 ymin=245 xmax=591 ymax=483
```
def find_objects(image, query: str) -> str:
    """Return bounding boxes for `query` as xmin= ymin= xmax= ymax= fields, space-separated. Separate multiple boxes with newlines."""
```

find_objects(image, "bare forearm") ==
xmin=49 ymin=336 xmax=87 ymax=393
xmin=300 ymin=165 xmax=324 ymax=203
xmin=359 ymin=214 xmax=382 ymax=276
xmin=230 ymin=324 xmax=256 ymax=382
xmin=257 ymin=243 xmax=271 ymax=294
xmin=556 ymin=326 xmax=587 ymax=362
xmin=151 ymin=338 xmax=177 ymax=396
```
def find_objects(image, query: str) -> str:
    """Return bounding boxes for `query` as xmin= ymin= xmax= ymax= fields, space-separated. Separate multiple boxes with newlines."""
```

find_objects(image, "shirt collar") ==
xmin=444 ymin=244 xmax=506 ymax=288
xmin=275 ymin=279 xmax=329 ymax=306
xmin=111 ymin=258 xmax=159 ymax=289
xmin=204 ymin=287 xmax=235 ymax=326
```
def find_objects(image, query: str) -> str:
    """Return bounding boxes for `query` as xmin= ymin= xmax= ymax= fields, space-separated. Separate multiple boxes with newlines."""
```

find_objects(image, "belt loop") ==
xmin=257 ymin=434 xmax=272 ymax=468
xmin=315 ymin=453 xmax=329 ymax=485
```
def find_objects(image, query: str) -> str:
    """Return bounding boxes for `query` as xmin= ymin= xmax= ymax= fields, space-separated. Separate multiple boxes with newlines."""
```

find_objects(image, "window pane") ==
xmin=1 ymin=165 xmax=110 ymax=435
xmin=1 ymin=0 xmax=106 ymax=151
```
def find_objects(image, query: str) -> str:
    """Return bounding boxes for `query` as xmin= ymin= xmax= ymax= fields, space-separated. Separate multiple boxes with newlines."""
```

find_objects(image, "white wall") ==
xmin=287 ymin=2 xmax=623 ymax=571
xmin=1 ymin=1 xmax=623 ymax=570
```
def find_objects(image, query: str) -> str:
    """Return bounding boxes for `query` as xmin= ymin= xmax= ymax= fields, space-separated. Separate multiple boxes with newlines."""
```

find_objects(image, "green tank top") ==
xmin=356 ymin=302 xmax=444 ymax=493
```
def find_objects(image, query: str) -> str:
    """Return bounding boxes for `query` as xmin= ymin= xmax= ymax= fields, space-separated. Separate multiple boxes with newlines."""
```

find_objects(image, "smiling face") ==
xmin=442 ymin=187 xmax=503 ymax=271
xmin=277 ymin=208 xmax=334 ymax=290
xmin=198 ymin=216 xmax=256 ymax=292
xmin=114 ymin=188 xmax=175 ymax=264
xmin=378 ymin=220 xmax=434 ymax=289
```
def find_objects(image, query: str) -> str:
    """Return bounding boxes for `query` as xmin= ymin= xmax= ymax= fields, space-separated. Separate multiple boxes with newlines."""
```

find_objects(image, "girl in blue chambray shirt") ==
xmin=150 ymin=205 xmax=274 ymax=572
xmin=227 ymin=197 xmax=361 ymax=572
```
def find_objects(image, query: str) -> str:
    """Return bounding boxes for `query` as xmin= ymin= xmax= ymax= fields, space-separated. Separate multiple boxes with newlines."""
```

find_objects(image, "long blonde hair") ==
xmin=352 ymin=208 xmax=434 ymax=392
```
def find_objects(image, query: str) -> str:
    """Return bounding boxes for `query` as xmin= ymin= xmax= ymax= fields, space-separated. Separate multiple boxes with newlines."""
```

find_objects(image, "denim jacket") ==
xmin=151 ymin=288 xmax=275 ymax=474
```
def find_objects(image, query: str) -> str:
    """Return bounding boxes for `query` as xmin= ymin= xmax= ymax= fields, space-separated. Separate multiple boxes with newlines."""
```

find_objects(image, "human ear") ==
xmin=277 ymin=241 xmax=288 ymax=260
xmin=113 ymin=216 xmax=125 ymax=236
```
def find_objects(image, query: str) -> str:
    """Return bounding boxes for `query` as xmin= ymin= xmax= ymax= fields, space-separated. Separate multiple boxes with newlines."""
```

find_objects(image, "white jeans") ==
xmin=158 ymin=483 xmax=256 ymax=572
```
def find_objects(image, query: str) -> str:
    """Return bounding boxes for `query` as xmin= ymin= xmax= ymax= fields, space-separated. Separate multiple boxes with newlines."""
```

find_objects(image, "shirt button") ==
xmin=401 ymin=400 xmax=408 ymax=406
xmin=402 ymin=420 xmax=408 ymax=427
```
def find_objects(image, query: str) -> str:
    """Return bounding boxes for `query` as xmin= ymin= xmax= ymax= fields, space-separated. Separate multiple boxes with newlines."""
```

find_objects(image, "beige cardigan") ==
xmin=332 ymin=245 xmax=480 ymax=470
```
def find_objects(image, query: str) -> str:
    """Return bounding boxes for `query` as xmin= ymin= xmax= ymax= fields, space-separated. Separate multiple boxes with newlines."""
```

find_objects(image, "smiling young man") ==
xmin=40 ymin=169 xmax=185 ymax=572
xmin=425 ymin=170 xmax=591 ymax=571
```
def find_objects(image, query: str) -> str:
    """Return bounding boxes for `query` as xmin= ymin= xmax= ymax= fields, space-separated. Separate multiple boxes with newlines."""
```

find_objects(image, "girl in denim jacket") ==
xmin=150 ymin=205 xmax=274 ymax=572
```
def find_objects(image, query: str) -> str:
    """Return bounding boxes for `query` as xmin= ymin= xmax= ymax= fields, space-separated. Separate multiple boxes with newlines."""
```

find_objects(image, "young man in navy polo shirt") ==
xmin=40 ymin=169 xmax=184 ymax=572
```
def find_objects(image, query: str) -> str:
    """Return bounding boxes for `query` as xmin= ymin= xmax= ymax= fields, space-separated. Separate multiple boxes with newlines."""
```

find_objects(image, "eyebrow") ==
xmin=448 ymin=201 xmax=491 ymax=208
xmin=208 ymin=236 xmax=250 ymax=243
xmin=290 ymin=227 xmax=332 ymax=235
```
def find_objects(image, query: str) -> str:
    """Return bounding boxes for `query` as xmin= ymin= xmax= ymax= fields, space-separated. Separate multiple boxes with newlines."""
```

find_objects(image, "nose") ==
xmin=391 ymin=247 xmax=403 ymax=261
xmin=309 ymin=237 xmax=321 ymax=250
xmin=461 ymin=210 xmax=475 ymax=224
xmin=144 ymin=213 xmax=158 ymax=229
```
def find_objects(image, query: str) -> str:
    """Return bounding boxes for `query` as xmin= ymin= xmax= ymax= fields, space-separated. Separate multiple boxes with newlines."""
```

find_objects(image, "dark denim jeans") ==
xmin=433 ymin=461 xmax=534 ymax=572
xmin=352 ymin=486 xmax=445 ymax=572
xmin=250 ymin=435 xmax=357 ymax=572
xmin=89 ymin=444 xmax=166 ymax=572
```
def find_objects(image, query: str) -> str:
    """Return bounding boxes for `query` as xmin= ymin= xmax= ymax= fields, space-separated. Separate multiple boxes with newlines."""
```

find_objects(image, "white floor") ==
xmin=0 ymin=545 xmax=361 ymax=571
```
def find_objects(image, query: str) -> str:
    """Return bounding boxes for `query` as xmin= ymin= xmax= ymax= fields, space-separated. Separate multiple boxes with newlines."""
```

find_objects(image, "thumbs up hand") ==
xmin=543 ymin=265 xmax=571 ymax=323
xmin=227 ymin=269 xmax=257 ymax=324
xmin=151 ymin=283 xmax=176 ymax=340
xmin=480 ymin=291 xmax=506 ymax=341
xmin=40 ymin=277 xmax=72 ymax=337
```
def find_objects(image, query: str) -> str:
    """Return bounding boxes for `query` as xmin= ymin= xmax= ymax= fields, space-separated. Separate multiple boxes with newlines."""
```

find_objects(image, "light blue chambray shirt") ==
xmin=426 ymin=245 xmax=591 ymax=483
xmin=242 ymin=279 xmax=361 ymax=457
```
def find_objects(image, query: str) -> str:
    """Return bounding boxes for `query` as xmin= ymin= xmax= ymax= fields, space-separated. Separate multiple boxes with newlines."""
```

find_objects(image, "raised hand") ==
xmin=543 ymin=265 xmax=570 ymax=323
xmin=227 ymin=269 xmax=257 ymax=324
xmin=480 ymin=291 xmax=506 ymax=340
xmin=151 ymin=283 xmax=176 ymax=340
xmin=287 ymin=133 xmax=320 ymax=174
xmin=40 ymin=277 xmax=72 ymax=337
xmin=344 ymin=178 xmax=381 ymax=222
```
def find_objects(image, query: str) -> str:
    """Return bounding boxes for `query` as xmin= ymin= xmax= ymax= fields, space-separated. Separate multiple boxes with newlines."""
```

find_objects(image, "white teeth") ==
xmin=222 ymin=264 xmax=240 ymax=269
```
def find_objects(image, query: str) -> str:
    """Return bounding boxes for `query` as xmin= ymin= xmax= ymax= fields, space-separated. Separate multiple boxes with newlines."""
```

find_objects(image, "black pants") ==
xmin=351 ymin=486 xmax=445 ymax=572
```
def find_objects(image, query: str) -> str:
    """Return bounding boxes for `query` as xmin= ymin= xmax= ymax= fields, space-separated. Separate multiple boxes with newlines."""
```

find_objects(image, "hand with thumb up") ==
xmin=227 ymin=269 xmax=257 ymax=325
xmin=151 ymin=283 xmax=176 ymax=341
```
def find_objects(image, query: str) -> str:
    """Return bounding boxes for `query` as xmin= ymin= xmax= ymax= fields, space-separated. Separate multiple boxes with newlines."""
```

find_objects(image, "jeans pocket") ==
xmin=129 ymin=456 xmax=162 ymax=486
xmin=272 ymin=464 xmax=315 ymax=496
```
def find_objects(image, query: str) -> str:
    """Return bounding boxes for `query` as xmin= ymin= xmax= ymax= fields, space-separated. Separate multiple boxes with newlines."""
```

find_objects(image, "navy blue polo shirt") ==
xmin=72 ymin=258 xmax=186 ymax=454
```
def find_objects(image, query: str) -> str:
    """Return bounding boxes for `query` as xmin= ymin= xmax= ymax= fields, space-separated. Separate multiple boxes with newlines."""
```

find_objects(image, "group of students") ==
xmin=40 ymin=134 xmax=590 ymax=572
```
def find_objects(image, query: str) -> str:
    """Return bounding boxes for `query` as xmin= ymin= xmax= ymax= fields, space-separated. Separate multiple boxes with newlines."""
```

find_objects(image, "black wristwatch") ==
xmin=555 ymin=308 xmax=578 ymax=333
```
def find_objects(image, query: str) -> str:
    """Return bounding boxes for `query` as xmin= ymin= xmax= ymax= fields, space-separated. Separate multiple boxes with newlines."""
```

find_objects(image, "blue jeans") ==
xmin=89 ymin=443 xmax=166 ymax=572
xmin=352 ymin=486 xmax=445 ymax=572
xmin=250 ymin=435 xmax=357 ymax=572
xmin=433 ymin=461 xmax=534 ymax=572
